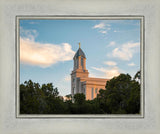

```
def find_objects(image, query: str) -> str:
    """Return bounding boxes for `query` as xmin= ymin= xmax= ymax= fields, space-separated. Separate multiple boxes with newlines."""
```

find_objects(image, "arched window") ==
xmin=74 ymin=60 xmax=76 ymax=67
xmin=81 ymin=57 xmax=83 ymax=67
xmin=75 ymin=59 xmax=77 ymax=68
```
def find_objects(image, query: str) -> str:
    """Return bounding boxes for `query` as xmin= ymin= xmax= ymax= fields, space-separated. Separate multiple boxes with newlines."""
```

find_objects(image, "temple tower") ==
xmin=71 ymin=43 xmax=89 ymax=97
xmin=71 ymin=43 xmax=109 ymax=100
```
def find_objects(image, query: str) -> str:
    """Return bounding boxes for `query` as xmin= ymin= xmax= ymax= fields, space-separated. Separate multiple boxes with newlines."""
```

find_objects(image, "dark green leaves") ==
xmin=20 ymin=71 xmax=140 ymax=114
xmin=98 ymin=73 xmax=140 ymax=114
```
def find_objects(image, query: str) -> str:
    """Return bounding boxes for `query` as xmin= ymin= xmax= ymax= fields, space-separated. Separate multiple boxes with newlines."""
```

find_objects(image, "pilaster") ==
xmin=83 ymin=58 xmax=86 ymax=70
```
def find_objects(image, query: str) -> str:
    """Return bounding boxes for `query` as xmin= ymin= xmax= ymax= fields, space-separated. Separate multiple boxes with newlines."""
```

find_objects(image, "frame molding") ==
xmin=16 ymin=15 xmax=144 ymax=118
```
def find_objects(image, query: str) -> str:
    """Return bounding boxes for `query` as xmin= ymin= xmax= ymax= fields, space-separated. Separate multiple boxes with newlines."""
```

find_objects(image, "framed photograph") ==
xmin=16 ymin=16 xmax=144 ymax=118
xmin=0 ymin=0 xmax=160 ymax=134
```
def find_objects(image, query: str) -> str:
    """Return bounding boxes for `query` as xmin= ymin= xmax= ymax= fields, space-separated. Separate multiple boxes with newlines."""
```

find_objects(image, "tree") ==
xmin=74 ymin=93 xmax=85 ymax=105
xmin=20 ymin=80 xmax=66 ymax=114
xmin=20 ymin=80 xmax=46 ymax=114
xmin=20 ymin=72 xmax=141 ymax=115
xmin=134 ymin=70 xmax=140 ymax=80
xmin=97 ymin=73 xmax=140 ymax=114
xmin=65 ymin=94 xmax=72 ymax=100
xmin=41 ymin=83 xmax=59 ymax=97
xmin=134 ymin=70 xmax=140 ymax=83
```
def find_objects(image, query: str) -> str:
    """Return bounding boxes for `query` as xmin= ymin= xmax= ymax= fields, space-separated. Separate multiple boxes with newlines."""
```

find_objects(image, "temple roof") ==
xmin=73 ymin=48 xmax=86 ymax=59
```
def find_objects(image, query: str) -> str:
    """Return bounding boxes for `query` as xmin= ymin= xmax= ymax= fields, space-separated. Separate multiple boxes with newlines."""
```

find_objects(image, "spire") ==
xmin=73 ymin=42 xmax=86 ymax=59
xmin=79 ymin=42 xmax=81 ymax=48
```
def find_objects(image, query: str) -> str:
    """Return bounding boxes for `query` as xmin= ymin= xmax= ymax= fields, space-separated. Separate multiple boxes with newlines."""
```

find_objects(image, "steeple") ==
xmin=71 ymin=43 xmax=109 ymax=101
xmin=71 ymin=43 xmax=89 ymax=97
xmin=73 ymin=43 xmax=86 ymax=71
xmin=73 ymin=43 xmax=86 ymax=59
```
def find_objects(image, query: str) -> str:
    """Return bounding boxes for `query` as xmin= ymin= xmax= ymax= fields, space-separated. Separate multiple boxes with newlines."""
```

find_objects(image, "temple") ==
xmin=71 ymin=43 xmax=109 ymax=100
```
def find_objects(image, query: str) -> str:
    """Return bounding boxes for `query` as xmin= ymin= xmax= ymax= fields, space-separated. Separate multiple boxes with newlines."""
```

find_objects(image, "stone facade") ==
xmin=71 ymin=45 xmax=109 ymax=100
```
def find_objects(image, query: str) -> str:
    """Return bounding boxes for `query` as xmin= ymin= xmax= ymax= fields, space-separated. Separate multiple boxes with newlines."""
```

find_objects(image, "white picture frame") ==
xmin=16 ymin=15 xmax=144 ymax=118
xmin=0 ymin=0 xmax=160 ymax=134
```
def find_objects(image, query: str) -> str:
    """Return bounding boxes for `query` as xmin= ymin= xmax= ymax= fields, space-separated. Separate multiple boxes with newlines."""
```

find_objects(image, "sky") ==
xmin=20 ymin=19 xmax=140 ymax=96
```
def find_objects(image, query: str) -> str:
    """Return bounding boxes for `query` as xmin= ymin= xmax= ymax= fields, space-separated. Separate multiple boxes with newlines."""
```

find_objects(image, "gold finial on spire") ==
xmin=79 ymin=42 xmax=81 ymax=48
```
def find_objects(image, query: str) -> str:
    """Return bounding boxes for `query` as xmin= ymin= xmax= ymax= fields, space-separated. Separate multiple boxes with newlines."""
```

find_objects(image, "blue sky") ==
xmin=20 ymin=19 xmax=140 ymax=96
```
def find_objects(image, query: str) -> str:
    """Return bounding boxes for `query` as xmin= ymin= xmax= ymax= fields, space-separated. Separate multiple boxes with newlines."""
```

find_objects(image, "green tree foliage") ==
xmin=70 ymin=93 xmax=103 ymax=114
xmin=20 ymin=80 xmax=67 ymax=114
xmin=97 ymin=73 xmax=140 ymax=114
xmin=65 ymin=94 xmax=72 ymax=100
xmin=41 ymin=83 xmax=59 ymax=97
xmin=20 ymin=71 xmax=140 ymax=114
xmin=74 ymin=93 xmax=85 ymax=105
xmin=134 ymin=70 xmax=140 ymax=80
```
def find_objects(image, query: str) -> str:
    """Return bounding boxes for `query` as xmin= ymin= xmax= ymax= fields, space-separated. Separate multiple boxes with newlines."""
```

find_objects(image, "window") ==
xmin=75 ymin=60 xmax=77 ymax=67
xmin=84 ymin=87 xmax=86 ymax=95
xmin=95 ymin=88 xmax=98 ymax=94
xmin=73 ymin=87 xmax=76 ymax=94
xmin=75 ymin=59 xmax=78 ymax=68
xmin=81 ymin=57 xmax=83 ymax=67
xmin=91 ymin=88 xmax=94 ymax=99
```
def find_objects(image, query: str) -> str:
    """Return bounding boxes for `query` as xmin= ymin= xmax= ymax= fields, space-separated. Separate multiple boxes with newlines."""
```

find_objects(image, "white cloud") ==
xmin=64 ymin=75 xmax=71 ymax=81
xmin=91 ymin=67 xmax=106 ymax=72
xmin=20 ymin=28 xmax=75 ymax=68
xmin=107 ymin=41 xmax=116 ymax=47
xmin=104 ymin=61 xmax=117 ymax=66
xmin=20 ymin=38 xmax=75 ymax=68
xmin=128 ymin=62 xmax=135 ymax=66
xmin=89 ymin=73 xmax=96 ymax=77
xmin=106 ymin=24 xmax=111 ymax=27
xmin=99 ymin=31 xmax=107 ymax=34
xmin=113 ymin=30 xmax=120 ymax=32
xmin=111 ymin=42 xmax=140 ymax=61
xmin=91 ymin=66 xmax=120 ymax=79
xmin=29 ymin=21 xmax=39 ymax=24
xmin=93 ymin=23 xmax=105 ymax=29
xmin=93 ymin=22 xmax=111 ymax=34
xmin=20 ymin=27 xmax=38 ymax=41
